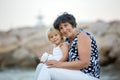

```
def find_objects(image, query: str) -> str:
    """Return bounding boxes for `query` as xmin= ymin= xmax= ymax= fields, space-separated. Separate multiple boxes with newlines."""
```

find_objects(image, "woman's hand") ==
xmin=45 ymin=60 xmax=61 ymax=68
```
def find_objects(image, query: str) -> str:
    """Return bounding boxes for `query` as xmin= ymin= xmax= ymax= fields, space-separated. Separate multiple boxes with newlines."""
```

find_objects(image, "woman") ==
xmin=36 ymin=12 xmax=100 ymax=80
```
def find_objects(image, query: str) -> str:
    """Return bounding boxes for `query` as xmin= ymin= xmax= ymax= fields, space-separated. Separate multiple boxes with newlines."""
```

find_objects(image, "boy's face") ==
xmin=49 ymin=31 xmax=62 ymax=46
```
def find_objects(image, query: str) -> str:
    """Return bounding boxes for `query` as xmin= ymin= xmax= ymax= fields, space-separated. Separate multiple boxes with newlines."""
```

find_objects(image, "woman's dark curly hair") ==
xmin=53 ymin=12 xmax=77 ymax=30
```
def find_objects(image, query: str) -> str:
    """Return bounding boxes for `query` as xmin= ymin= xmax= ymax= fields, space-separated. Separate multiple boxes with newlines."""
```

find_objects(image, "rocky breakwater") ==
xmin=0 ymin=20 xmax=120 ymax=71
xmin=0 ymin=27 xmax=52 ymax=69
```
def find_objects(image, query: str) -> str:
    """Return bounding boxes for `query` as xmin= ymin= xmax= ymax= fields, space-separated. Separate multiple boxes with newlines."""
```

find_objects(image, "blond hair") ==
xmin=47 ymin=27 xmax=64 ymax=41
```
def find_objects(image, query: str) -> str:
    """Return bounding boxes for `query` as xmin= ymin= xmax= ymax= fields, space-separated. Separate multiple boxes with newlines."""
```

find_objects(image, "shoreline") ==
xmin=0 ymin=66 xmax=119 ymax=80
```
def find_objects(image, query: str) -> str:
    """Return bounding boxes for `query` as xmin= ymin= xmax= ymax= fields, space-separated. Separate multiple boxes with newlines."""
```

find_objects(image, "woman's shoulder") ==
xmin=78 ymin=31 xmax=90 ymax=39
xmin=77 ymin=29 xmax=92 ymax=43
xmin=78 ymin=29 xmax=94 ymax=40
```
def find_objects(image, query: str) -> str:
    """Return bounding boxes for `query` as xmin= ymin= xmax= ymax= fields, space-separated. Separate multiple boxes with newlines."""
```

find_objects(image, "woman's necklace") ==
xmin=69 ymin=29 xmax=79 ymax=46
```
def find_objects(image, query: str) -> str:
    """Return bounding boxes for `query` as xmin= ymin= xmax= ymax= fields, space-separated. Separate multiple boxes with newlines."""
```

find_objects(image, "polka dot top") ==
xmin=65 ymin=29 xmax=100 ymax=79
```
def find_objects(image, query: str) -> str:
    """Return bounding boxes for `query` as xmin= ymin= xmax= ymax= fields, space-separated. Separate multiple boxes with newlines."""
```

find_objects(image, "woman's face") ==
xmin=59 ymin=22 xmax=74 ymax=38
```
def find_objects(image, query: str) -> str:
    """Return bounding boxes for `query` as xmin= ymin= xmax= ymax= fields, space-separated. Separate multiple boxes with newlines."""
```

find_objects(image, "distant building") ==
xmin=35 ymin=15 xmax=45 ymax=27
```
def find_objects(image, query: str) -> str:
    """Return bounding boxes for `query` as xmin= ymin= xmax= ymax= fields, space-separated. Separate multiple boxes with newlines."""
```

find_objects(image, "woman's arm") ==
xmin=59 ymin=42 xmax=69 ymax=62
xmin=46 ymin=32 xmax=91 ymax=70
xmin=77 ymin=32 xmax=91 ymax=68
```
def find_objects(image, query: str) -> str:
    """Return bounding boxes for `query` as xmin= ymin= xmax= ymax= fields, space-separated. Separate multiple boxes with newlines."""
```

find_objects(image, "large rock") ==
xmin=0 ymin=36 xmax=19 ymax=54
xmin=0 ymin=20 xmax=120 ymax=68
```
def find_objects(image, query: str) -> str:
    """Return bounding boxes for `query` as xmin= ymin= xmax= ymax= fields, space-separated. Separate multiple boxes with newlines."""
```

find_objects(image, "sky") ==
xmin=0 ymin=0 xmax=120 ymax=31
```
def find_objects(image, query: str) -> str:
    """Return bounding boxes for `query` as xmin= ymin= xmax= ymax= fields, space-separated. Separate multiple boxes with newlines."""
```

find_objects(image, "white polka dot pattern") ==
xmin=66 ymin=29 xmax=100 ymax=79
